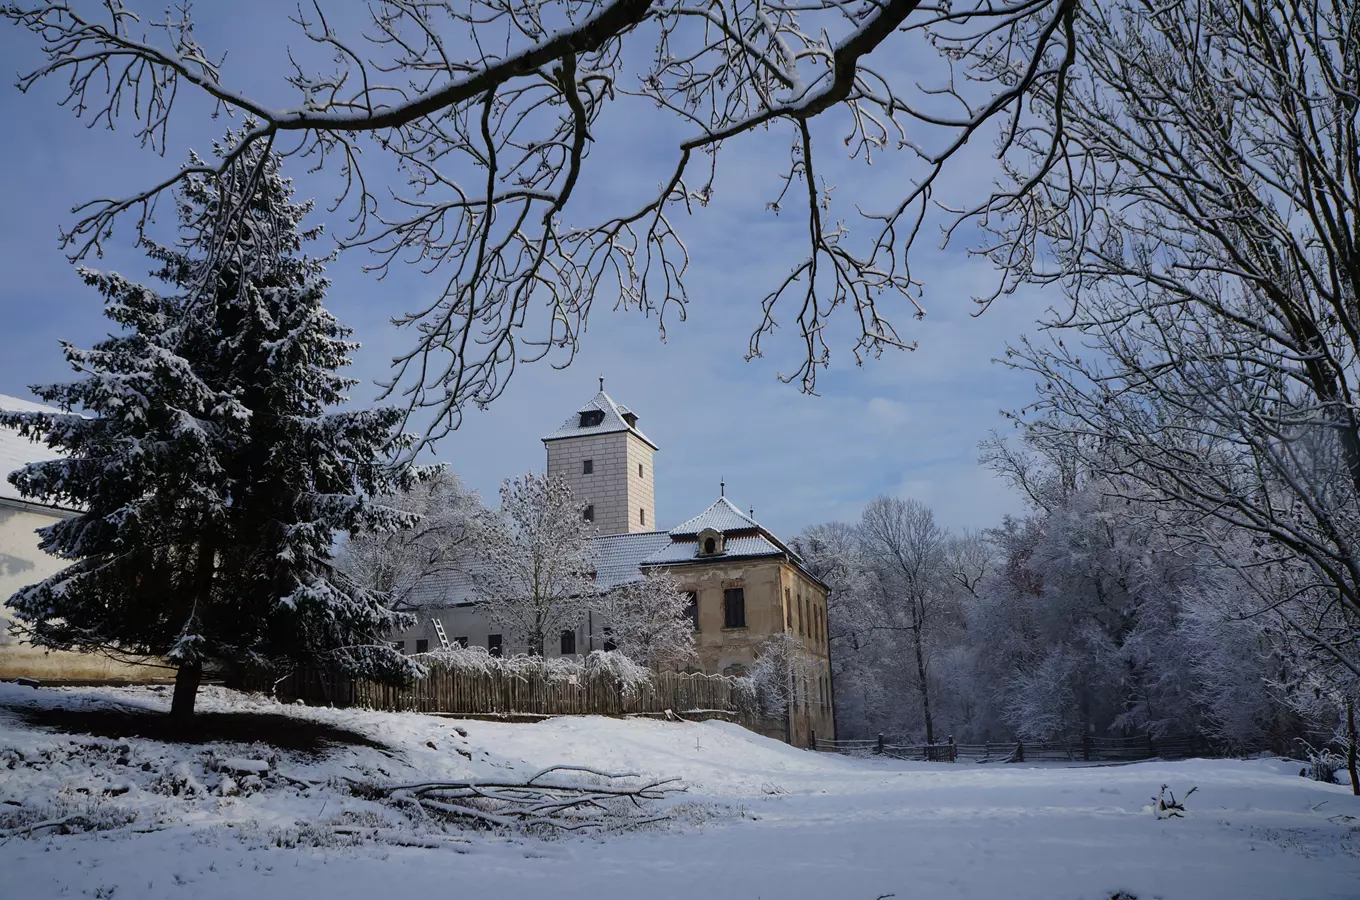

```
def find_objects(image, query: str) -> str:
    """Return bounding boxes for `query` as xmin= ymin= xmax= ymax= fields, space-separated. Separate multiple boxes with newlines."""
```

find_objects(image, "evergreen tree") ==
xmin=1 ymin=131 xmax=425 ymax=717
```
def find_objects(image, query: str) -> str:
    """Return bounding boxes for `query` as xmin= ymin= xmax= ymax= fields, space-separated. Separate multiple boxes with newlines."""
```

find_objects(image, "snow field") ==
xmin=0 ymin=683 xmax=1357 ymax=900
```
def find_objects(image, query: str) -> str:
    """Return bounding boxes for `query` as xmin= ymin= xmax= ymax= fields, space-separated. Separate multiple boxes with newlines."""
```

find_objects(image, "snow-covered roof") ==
xmin=668 ymin=496 xmax=760 ymax=536
xmin=541 ymin=390 xmax=658 ymax=450
xmin=0 ymin=393 xmax=72 ymax=512
xmin=642 ymin=533 xmax=785 ymax=566
xmin=400 ymin=531 xmax=674 ymax=609
xmin=594 ymin=531 xmax=672 ymax=589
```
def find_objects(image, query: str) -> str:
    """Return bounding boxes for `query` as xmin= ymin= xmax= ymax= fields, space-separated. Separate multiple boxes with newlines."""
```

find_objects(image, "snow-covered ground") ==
xmin=1 ymin=684 xmax=1356 ymax=900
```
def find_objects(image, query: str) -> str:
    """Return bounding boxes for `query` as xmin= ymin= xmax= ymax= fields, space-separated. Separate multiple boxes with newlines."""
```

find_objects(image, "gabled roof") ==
xmin=668 ymin=496 xmax=760 ymax=536
xmin=0 ymin=393 xmax=76 ymax=513
xmin=541 ymin=390 xmax=658 ymax=450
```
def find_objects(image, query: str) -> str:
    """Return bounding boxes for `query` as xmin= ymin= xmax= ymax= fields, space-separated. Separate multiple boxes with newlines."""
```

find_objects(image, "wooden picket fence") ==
xmin=816 ymin=732 xmax=1213 ymax=763
xmin=254 ymin=660 xmax=762 ymax=729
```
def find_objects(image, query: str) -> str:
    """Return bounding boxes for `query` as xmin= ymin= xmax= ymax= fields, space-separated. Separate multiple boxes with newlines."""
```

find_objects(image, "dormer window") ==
xmin=698 ymin=527 xmax=725 ymax=557
xmin=622 ymin=412 xmax=638 ymax=428
xmin=579 ymin=409 xmax=605 ymax=428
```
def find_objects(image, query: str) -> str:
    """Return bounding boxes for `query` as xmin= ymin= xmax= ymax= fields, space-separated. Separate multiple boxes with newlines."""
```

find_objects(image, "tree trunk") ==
xmin=1346 ymin=696 xmax=1359 ymax=797
xmin=911 ymin=617 xmax=934 ymax=745
xmin=171 ymin=662 xmax=202 ymax=720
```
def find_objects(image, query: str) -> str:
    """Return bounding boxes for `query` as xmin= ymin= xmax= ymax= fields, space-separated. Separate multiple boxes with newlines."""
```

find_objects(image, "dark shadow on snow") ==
xmin=4 ymin=703 xmax=390 ymax=755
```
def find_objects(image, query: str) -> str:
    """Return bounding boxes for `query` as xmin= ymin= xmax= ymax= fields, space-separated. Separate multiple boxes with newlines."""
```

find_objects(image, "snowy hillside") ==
xmin=1 ymin=683 xmax=1357 ymax=900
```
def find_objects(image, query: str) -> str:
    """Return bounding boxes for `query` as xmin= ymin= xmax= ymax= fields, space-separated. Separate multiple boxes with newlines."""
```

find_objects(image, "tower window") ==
xmin=723 ymin=588 xmax=746 ymax=628
xmin=579 ymin=409 xmax=605 ymax=428
xmin=638 ymin=463 xmax=644 ymax=478
xmin=583 ymin=459 xmax=593 ymax=474
xmin=640 ymin=507 xmax=646 ymax=526
xmin=584 ymin=505 xmax=594 ymax=522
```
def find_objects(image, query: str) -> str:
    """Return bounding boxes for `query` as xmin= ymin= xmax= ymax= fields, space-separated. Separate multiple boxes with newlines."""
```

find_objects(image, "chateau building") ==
xmin=392 ymin=386 xmax=835 ymax=746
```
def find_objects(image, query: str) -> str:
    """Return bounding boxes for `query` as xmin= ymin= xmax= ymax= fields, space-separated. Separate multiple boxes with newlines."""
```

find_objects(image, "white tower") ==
xmin=542 ymin=382 xmax=658 ymax=535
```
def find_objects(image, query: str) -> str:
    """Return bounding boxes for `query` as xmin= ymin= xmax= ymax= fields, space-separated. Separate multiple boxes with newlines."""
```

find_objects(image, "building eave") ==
xmin=0 ymin=494 xmax=79 ymax=518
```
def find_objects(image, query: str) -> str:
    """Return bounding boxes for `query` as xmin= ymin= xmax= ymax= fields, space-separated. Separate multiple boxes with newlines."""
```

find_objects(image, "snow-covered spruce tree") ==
xmin=0 ymin=133 xmax=425 ymax=718
xmin=592 ymin=571 xmax=696 ymax=671
xmin=472 ymin=473 xmax=598 ymax=656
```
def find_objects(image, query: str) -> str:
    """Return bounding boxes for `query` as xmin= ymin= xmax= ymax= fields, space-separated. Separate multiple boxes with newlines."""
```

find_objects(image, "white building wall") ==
xmin=391 ymin=605 xmax=594 ymax=659
xmin=0 ymin=500 xmax=165 ymax=681
xmin=544 ymin=431 xmax=656 ymax=535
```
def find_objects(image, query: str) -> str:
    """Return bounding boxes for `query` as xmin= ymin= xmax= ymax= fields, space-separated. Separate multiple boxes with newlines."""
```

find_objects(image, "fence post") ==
xmin=948 ymin=734 xmax=956 ymax=763
xmin=1013 ymin=741 xmax=1024 ymax=763
xmin=1082 ymin=734 xmax=1092 ymax=762
xmin=876 ymin=732 xmax=885 ymax=755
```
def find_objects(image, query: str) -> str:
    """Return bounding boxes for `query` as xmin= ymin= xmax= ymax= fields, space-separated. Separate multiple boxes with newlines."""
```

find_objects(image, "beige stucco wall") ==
xmin=0 ymin=500 xmax=167 ymax=682
xmin=668 ymin=557 xmax=834 ymax=746
xmin=545 ymin=431 xmax=656 ymax=535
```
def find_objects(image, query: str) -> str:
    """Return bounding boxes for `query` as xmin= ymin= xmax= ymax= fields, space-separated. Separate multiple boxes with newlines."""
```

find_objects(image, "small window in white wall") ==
xmin=640 ymin=507 xmax=646 ymax=526
xmin=638 ymin=463 xmax=643 ymax=478
xmin=583 ymin=459 xmax=593 ymax=474
xmin=584 ymin=505 xmax=595 ymax=522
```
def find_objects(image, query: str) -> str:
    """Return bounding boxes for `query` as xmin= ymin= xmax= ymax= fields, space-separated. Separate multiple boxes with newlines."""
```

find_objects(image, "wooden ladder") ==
xmin=431 ymin=617 xmax=451 ymax=651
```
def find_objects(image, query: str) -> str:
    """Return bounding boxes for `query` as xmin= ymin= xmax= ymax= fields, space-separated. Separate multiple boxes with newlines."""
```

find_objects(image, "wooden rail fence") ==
xmin=250 ymin=660 xmax=762 ymax=729
xmin=816 ymin=732 xmax=1212 ymax=763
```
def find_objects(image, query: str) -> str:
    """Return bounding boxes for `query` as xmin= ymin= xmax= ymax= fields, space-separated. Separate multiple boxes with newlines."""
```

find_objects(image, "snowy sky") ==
xmin=0 ymin=4 xmax=1060 ymax=539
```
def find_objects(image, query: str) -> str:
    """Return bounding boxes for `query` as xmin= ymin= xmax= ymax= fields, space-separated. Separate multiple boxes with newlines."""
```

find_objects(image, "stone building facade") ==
xmin=394 ymin=386 xmax=835 ymax=746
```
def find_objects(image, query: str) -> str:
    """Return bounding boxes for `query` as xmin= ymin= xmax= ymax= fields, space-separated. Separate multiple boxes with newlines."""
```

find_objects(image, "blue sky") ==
xmin=0 ymin=5 xmax=1056 ymax=539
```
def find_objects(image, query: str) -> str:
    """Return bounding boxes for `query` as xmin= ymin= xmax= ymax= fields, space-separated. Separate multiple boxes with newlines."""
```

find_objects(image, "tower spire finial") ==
xmin=599 ymin=375 xmax=604 ymax=392
xmin=720 ymin=478 xmax=725 ymax=497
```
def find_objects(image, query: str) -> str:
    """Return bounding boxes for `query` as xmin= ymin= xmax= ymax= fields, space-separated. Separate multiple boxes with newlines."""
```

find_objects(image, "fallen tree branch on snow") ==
xmin=350 ymin=764 xmax=685 ymax=834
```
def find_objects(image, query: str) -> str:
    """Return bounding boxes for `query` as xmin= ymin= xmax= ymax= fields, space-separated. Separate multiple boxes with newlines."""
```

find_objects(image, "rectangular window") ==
xmin=584 ymin=505 xmax=594 ymax=522
xmin=560 ymin=629 xmax=577 ymax=655
xmin=799 ymin=596 xmax=805 ymax=636
xmin=415 ymin=639 xmax=429 ymax=654
xmin=684 ymin=591 xmax=699 ymax=631
xmin=583 ymin=459 xmax=593 ymax=474
xmin=723 ymin=588 xmax=746 ymax=628
xmin=602 ymin=626 xmax=616 ymax=652
xmin=488 ymin=634 xmax=503 ymax=657
xmin=640 ymin=507 xmax=646 ymax=526
xmin=785 ymin=588 xmax=792 ymax=630
xmin=638 ymin=463 xmax=644 ymax=478
xmin=455 ymin=635 xmax=468 ymax=649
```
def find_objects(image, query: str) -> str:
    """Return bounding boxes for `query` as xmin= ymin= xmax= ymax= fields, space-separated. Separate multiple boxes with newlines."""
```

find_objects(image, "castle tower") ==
xmin=542 ymin=383 xmax=658 ymax=535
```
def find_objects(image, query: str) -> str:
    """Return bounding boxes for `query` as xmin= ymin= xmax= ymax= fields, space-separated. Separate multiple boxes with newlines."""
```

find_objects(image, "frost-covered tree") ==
xmin=858 ymin=497 xmax=957 ymax=744
xmin=472 ymin=473 xmax=598 ymax=656
xmin=0 ymin=134 xmax=424 ymax=718
xmin=340 ymin=469 xmax=495 ymax=608
xmin=3 ymin=0 xmax=1079 ymax=434
xmin=592 ymin=571 xmax=696 ymax=671
xmin=981 ymin=0 xmax=1360 ymax=733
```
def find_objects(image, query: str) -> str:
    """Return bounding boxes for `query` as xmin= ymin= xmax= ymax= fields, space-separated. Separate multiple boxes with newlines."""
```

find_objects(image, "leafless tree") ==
xmin=472 ymin=472 xmax=598 ymax=655
xmin=340 ymin=468 xmax=495 ymax=608
xmin=3 ymin=0 xmax=1077 ymax=438
xmin=974 ymin=1 xmax=1360 ymax=724
xmin=858 ymin=495 xmax=954 ymax=743
xmin=591 ymin=570 xmax=696 ymax=670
